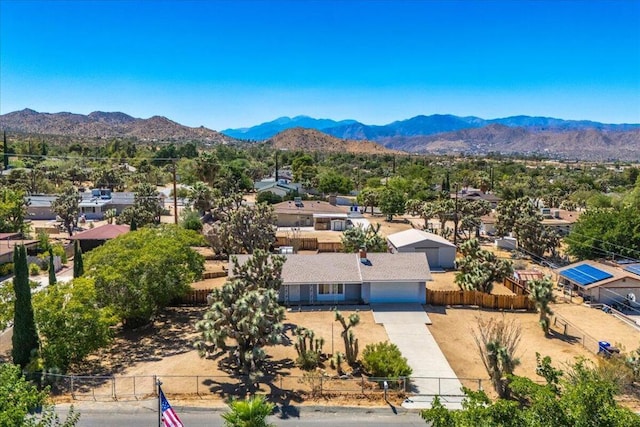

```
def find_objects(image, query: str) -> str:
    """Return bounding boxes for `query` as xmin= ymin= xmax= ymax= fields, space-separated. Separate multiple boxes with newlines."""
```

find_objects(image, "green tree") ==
xmin=180 ymin=208 xmax=203 ymax=232
xmin=86 ymin=225 xmax=204 ymax=327
xmin=195 ymin=250 xmax=285 ymax=374
xmin=188 ymin=181 xmax=214 ymax=215
xmin=2 ymin=130 xmax=8 ymax=170
xmin=12 ymin=244 xmax=39 ymax=368
xmin=379 ymin=187 xmax=406 ymax=221
xmin=33 ymin=278 xmax=116 ymax=372
xmin=117 ymin=183 xmax=163 ymax=227
xmin=357 ymin=187 xmax=379 ymax=215
xmin=205 ymin=193 xmax=277 ymax=256
xmin=221 ymin=395 xmax=275 ymax=427
xmin=51 ymin=185 xmax=80 ymax=237
xmin=0 ymin=187 xmax=28 ymax=233
xmin=528 ymin=277 xmax=555 ymax=336
xmin=72 ymin=240 xmax=83 ymax=278
xmin=455 ymin=239 xmax=513 ymax=294
xmin=317 ymin=170 xmax=353 ymax=194
xmin=362 ymin=341 xmax=412 ymax=379
xmin=0 ymin=280 xmax=15 ymax=331
xmin=48 ymin=250 xmax=56 ymax=286
xmin=0 ymin=363 xmax=80 ymax=427
xmin=341 ymin=224 xmax=387 ymax=253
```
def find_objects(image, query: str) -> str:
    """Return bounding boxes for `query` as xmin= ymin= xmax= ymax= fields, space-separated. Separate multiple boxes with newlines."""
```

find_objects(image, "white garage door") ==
xmin=370 ymin=282 xmax=421 ymax=303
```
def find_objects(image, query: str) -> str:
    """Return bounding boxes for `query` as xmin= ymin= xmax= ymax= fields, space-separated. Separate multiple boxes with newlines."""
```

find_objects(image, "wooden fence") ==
xmin=276 ymin=236 xmax=343 ymax=253
xmin=502 ymin=277 xmax=530 ymax=296
xmin=427 ymin=289 xmax=535 ymax=311
xmin=202 ymin=271 xmax=226 ymax=279
xmin=172 ymin=289 xmax=213 ymax=305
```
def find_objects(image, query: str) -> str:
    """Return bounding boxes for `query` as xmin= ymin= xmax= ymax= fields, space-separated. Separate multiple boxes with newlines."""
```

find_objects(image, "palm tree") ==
xmin=189 ymin=181 xmax=214 ymax=215
xmin=529 ymin=277 xmax=556 ymax=336
xmin=221 ymin=395 xmax=275 ymax=427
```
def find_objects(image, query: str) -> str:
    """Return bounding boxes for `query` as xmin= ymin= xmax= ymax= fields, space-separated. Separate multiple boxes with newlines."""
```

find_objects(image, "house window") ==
xmin=317 ymin=284 xmax=345 ymax=300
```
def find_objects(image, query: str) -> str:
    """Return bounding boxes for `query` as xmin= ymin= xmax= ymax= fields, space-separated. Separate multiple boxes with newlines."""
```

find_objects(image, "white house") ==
xmin=386 ymin=229 xmax=457 ymax=270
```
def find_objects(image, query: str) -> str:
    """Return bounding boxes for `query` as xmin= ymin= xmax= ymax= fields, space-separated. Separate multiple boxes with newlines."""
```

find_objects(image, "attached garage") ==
xmin=387 ymin=229 xmax=456 ymax=269
xmin=368 ymin=281 xmax=424 ymax=303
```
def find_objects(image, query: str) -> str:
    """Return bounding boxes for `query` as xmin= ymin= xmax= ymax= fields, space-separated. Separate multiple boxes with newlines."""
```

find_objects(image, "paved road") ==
xmin=371 ymin=304 xmax=463 ymax=410
xmin=55 ymin=403 xmax=426 ymax=426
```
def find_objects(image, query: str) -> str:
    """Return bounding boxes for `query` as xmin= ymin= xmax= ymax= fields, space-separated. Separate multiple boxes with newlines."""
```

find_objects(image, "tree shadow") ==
xmin=546 ymin=328 xmax=580 ymax=345
xmin=202 ymin=354 xmax=304 ymax=408
xmin=73 ymin=306 xmax=208 ymax=375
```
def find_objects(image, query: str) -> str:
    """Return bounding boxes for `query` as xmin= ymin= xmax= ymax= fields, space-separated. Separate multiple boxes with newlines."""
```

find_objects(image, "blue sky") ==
xmin=1 ymin=0 xmax=639 ymax=129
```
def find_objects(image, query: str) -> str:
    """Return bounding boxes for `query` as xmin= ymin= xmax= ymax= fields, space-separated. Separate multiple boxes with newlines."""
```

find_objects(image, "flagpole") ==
xmin=157 ymin=378 xmax=162 ymax=427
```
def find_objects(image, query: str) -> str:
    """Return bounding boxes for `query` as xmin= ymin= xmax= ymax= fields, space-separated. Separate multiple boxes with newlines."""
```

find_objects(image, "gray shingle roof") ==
xmin=387 ymin=229 xmax=455 ymax=249
xmin=230 ymin=253 xmax=431 ymax=284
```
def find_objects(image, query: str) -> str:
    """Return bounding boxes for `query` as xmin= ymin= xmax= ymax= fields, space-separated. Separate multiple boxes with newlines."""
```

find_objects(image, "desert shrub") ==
xmin=52 ymin=244 xmax=68 ymax=264
xmin=293 ymin=327 xmax=324 ymax=370
xmin=362 ymin=341 xmax=412 ymax=378
xmin=29 ymin=263 xmax=40 ymax=276
xmin=0 ymin=262 xmax=13 ymax=277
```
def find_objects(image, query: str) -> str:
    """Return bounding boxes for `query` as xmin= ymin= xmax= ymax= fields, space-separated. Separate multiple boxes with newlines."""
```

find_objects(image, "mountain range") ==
xmin=223 ymin=114 xmax=640 ymax=141
xmin=1 ymin=109 xmax=639 ymax=161
xmin=0 ymin=108 xmax=234 ymax=144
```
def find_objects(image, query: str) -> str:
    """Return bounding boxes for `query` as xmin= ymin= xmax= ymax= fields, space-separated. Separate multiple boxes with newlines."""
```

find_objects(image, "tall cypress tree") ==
xmin=130 ymin=217 xmax=137 ymax=231
xmin=2 ymin=131 xmax=8 ymax=170
xmin=12 ymin=245 xmax=39 ymax=368
xmin=48 ymin=249 xmax=56 ymax=286
xmin=73 ymin=240 xmax=84 ymax=278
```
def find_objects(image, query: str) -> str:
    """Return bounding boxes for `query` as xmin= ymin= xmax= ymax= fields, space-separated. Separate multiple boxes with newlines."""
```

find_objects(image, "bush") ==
xmin=29 ymin=263 xmax=40 ymax=276
xmin=52 ymin=244 xmax=68 ymax=264
xmin=362 ymin=341 xmax=412 ymax=378
xmin=0 ymin=262 xmax=13 ymax=277
xmin=256 ymin=191 xmax=283 ymax=205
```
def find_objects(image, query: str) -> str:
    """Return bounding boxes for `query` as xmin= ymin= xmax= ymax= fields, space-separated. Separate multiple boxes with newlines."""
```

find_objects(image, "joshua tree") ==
xmin=473 ymin=315 xmax=521 ymax=398
xmin=293 ymin=327 xmax=324 ymax=370
xmin=528 ymin=277 xmax=556 ymax=336
xmin=334 ymin=310 xmax=360 ymax=366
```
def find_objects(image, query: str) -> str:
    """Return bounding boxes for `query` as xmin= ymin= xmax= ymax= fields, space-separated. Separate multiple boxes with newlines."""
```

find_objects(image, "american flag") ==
xmin=160 ymin=387 xmax=184 ymax=427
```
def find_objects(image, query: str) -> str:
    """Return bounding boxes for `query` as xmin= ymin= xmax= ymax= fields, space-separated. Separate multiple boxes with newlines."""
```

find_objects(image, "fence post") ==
xmin=112 ymin=377 xmax=116 ymax=400
xmin=133 ymin=376 xmax=136 ymax=399
xmin=361 ymin=376 xmax=364 ymax=394
xmin=320 ymin=376 xmax=323 ymax=395
xmin=478 ymin=379 xmax=482 ymax=391
xmin=70 ymin=376 xmax=75 ymax=400
xmin=438 ymin=377 xmax=441 ymax=395
xmin=153 ymin=375 xmax=158 ymax=397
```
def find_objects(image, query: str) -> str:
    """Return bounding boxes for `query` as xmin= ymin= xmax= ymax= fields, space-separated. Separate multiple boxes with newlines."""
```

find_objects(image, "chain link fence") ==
xmin=38 ymin=372 xmax=487 ymax=401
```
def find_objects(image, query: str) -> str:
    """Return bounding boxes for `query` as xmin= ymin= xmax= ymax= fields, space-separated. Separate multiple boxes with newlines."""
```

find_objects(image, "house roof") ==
xmin=0 ymin=239 xmax=39 ymax=259
xmin=273 ymin=200 xmax=347 ymax=216
xmin=514 ymin=270 xmax=544 ymax=282
xmin=68 ymin=224 xmax=130 ymax=241
xmin=359 ymin=252 xmax=432 ymax=282
xmin=0 ymin=233 xmax=21 ymax=240
xmin=556 ymin=260 xmax=637 ymax=290
xmin=387 ymin=229 xmax=455 ymax=249
xmin=231 ymin=252 xmax=431 ymax=285
xmin=451 ymin=190 xmax=501 ymax=203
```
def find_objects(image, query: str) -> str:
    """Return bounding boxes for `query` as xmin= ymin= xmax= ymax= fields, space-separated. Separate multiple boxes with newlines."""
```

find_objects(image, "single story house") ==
xmin=68 ymin=223 xmax=130 ymax=252
xmin=556 ymin=261 xmax=640 ymax=307
xmin=451 ymin=188 xmax=501 ymax=208
xmin=273 ymin=200 xmax=349 ymax=229
xmin=254 ymin=180 xmax=301 ymax=198
xmin=386 ymin=229 xmax=456 ymax=269
xmin=0 ymin=238 xmax=39 ymax=265
xmin=231 ymin=251 xmax=431 ymax=305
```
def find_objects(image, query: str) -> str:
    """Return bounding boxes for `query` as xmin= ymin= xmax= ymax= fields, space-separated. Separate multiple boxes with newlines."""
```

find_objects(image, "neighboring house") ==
xmin=480 ymin=214 xmax=496 ymax=236
xmin=273 ymin=200 xmax=349 ymax=230
xmin=254 ymin=180 xmax=301 ymax=198
xmin=451 ymin=188 xmax=501 ymax=208
xmin=540 ymin=208 xmax=581 ymax=236
xmin=26 ymin=189 xmax=160 ymax=220
xmin=387 ymin=229 xmax=456 ymax=270
xmin=231 ymin=251 xmax=431 ymax=305
xmin=68 ymin=223 xmax=130 ymax=252
xmin=557 ymin=261 xmax=640 ymax=307
xmin=0 ymin=236 xmax=39 ymax=264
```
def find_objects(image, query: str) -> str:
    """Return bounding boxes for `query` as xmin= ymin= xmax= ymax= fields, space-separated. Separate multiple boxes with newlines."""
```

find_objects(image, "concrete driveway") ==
xmin=371 ymin=304 xmax=464 ymax=409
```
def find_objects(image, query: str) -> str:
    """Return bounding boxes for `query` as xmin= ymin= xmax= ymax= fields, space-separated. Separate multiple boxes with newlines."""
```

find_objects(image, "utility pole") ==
xmin=453 ymin=183 xmax=459 ymax=246
xmin=172 ymin=160 xmax=178 ymax=225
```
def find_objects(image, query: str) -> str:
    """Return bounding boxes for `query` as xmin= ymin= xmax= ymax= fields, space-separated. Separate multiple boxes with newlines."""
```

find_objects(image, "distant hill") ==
xmin=225 ymin=113 xmax=640 ymax=141
xmin=381 ymin=124 xmax=640 ymax=161
xmin=222 ymin=115 xmax=357 ymax=140
xmin=267 ymin=128 xmax=395 ymax=154
xmin=0 ymin=109 xmax=235 ymax=144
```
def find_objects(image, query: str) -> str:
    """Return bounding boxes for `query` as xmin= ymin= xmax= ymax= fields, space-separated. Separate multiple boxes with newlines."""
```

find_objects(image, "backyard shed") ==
xmin=387 ymin=229 xmax=456 ymax=269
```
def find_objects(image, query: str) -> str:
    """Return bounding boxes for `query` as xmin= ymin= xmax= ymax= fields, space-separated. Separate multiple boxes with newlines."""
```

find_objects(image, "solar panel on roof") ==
xmin=625 ymin=264 xmax=640 ymax=277
xmin=560 ymin=264 xmax=613 ymax=287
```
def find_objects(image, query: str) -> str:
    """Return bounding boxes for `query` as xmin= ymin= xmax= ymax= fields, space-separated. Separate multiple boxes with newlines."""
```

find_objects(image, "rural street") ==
xmin=55 ymin=402 xmax=427 ymax=426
